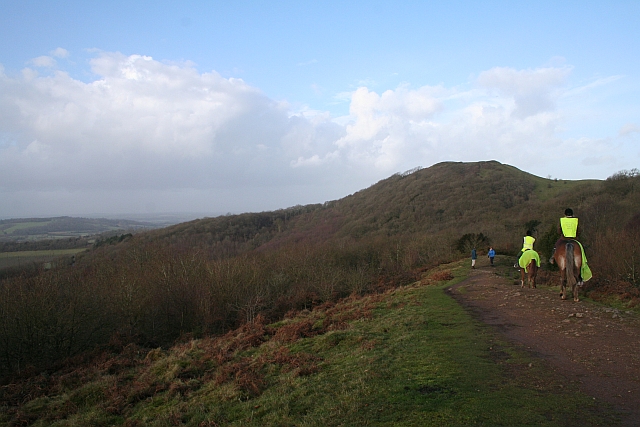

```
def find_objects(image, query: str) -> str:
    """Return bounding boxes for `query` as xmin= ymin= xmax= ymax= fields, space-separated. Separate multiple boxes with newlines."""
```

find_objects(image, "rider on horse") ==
xmin=515 ymin=230 xmax=535 ymax=267
xmin=559 ymin=208 xmax=578 ymax=240
xmin=550 ymin=208 xmax=592 ymax=282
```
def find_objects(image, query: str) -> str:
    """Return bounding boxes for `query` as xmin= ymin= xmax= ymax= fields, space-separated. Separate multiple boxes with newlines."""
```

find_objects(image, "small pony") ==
xmin=519 ymin=249 xmax=540 ymax=289
xmin=552 ymin=238 xmax=582 ymax=302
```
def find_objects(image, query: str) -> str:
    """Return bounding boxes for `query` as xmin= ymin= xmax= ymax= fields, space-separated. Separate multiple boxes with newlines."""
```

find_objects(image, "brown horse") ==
xmin=519 ymin=250 xmax=539 ymax=289
xmin=520 ymin=258 xmax=538 ymax=289
xmin=553 ymin=238 xmax=582 ymax=301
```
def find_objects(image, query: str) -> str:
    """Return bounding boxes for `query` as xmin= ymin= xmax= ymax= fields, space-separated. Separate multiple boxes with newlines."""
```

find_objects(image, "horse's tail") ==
xmin=566 ymin=242 xmax=577 ymax=287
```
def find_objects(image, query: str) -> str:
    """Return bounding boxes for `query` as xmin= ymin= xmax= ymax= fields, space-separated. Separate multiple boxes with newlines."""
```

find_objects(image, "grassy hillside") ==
xmin=0 ymin=261 xmax=616 ymax=426
xmin=1 ymin=161 xmax=639 ymax=392
xmin=142 ymin=160 xmax=628 ymax=259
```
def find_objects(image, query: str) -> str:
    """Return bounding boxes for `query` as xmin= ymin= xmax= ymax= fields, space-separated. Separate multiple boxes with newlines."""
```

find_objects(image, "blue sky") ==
xmin=1 ymin=1 xmax=639 ymax=218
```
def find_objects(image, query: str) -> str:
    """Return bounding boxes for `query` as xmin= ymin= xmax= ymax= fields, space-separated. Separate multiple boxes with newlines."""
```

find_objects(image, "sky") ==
xmin=1 ymin=0 xmax=639 ymax=219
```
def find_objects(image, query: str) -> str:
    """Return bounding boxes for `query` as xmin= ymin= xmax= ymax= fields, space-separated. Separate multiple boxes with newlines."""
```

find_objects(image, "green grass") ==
xmin=531 ymin=176 xmax=601 ymax=202
xmin=6 ymin=260 xmax=618 ymax=426
xmin=219 ymin=266 xmax=611 ymax=427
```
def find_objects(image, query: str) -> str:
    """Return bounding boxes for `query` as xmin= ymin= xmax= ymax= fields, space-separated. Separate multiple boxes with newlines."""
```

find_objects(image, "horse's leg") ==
xmin=564 ymin=243 xmax=578 ymax=301
xmin=572 ymin=251 xmax=581 ymax=302
xmin=560 ymin=268 xmax=566 ymax=300
xmin=531 ymin=264 xmax=537 ymax=289
xmin=520 ymin=268 xmax=525 ymax=288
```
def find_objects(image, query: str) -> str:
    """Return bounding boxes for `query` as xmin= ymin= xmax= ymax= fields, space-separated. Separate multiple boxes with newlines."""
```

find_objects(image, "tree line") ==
xmin=0 ymin=233 xmax=458 ymax=379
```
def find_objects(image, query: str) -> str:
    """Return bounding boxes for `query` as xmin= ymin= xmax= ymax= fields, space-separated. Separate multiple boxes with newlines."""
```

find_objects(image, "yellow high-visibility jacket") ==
xmin=521 ymin=235 xmax=535 ymax=252
xmin=560 ymin=217 xmax=578 ymax=238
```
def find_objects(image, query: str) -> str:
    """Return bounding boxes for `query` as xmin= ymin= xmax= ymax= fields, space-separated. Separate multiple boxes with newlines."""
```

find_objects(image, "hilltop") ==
xmin=141 ymin=160 xmax=624 ymax=260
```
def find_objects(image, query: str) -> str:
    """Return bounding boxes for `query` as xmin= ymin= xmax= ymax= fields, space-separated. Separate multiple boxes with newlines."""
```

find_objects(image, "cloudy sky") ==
xmin=1 ymin=1 xmax=639 ymax=218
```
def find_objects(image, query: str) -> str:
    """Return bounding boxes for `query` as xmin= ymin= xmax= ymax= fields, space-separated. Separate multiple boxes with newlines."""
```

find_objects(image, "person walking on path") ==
xmin=471 ymin=248 xmax=477 ymax=269
xmin=487 ymin=247 xmax=495 ymax=266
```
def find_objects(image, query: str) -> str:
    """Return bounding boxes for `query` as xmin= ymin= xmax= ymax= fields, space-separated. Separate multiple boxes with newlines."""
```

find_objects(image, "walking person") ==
xmin=471 ymin=248 xmax=477 ymax=269
xmin=488 ymin=246 xmax=495 ymax=266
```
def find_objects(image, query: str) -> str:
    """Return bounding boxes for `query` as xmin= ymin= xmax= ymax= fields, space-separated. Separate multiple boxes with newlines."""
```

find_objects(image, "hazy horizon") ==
xmin=1 ymin=211 xmax=225 ymax=223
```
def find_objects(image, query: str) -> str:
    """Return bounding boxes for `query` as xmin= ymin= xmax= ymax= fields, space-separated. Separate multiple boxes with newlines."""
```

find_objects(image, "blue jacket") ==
xmin=488 ymin=249 xmax=495 ymax=258
xmin=471 ymin=249 xmax=477 ymax=260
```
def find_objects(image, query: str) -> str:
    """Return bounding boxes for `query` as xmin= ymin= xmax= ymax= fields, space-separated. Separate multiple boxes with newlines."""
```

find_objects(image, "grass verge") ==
xmin=1 ymin=261 xmax=617 ymax=426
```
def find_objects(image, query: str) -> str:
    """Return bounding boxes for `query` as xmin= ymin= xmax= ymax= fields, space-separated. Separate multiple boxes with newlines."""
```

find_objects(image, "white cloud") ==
xmin=29 ymin=56 xmax=56 ymax=68
xmin=581 ymin=155 xmax=616 ymax=166
xmin=297 ymin=59 xmax=318 ymax=67
xmin=310 ymin=83 xmax=323 ymax=96
xmin=331 ymin=79 xmax=564 ymax=173
xmin=619 ymin=123 xmax=640 ymax=137
xmin=477 ymin=66 xmax=571 ymax=118
xmin=565 ymin=75 xmax=623 ymax=97
xmin=1 ymin=53 xmax=299 ymax=191
xmin=50 ymin=48 xmax=69 ymax=58
xmin=333 ymin=85 xmax=444 ymax=170
xmin=0 ymin=53 xmax=630 ymax=216
xmin=290 ymin=153 xmax=338 ymax=167
xmin=24 ymin=140 xmax=49 ymax=156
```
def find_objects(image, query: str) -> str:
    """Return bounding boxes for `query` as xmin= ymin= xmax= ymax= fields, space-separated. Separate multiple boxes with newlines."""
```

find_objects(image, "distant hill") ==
xmin=51 ymin=160 xmax=640 ymax=283
xmin=144 ymin=160 xmax=614 ymax=258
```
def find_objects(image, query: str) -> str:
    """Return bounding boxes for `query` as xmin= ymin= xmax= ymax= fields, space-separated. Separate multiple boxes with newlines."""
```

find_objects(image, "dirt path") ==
xmin=447 ymin=258 xmax=640 ymax=426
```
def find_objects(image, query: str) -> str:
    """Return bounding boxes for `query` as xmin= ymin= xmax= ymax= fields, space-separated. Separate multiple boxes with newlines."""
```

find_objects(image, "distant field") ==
xmin=0 ymin=248 xmax=86 ymax=269
xmin=1 ymin=216 xmax=158 ymax=243
xmin=1 ymin=220 xmax=52 ymax=234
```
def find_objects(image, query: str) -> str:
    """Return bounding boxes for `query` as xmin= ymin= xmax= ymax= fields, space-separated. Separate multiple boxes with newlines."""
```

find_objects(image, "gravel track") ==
xmin=448 ymin=261 xmax=640 ymax=426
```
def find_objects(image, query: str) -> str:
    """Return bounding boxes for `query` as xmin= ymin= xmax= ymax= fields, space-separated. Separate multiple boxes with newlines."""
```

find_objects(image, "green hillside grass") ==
xmin=1 ymin=221 xmax=53 ymax=234
xmin=145 ymin=161 xmax=621 ymax=260
xmin=0 ymin=261 xmax=617 ymax=426
xmin=531 ymin=177 xmax=601 ymax=202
